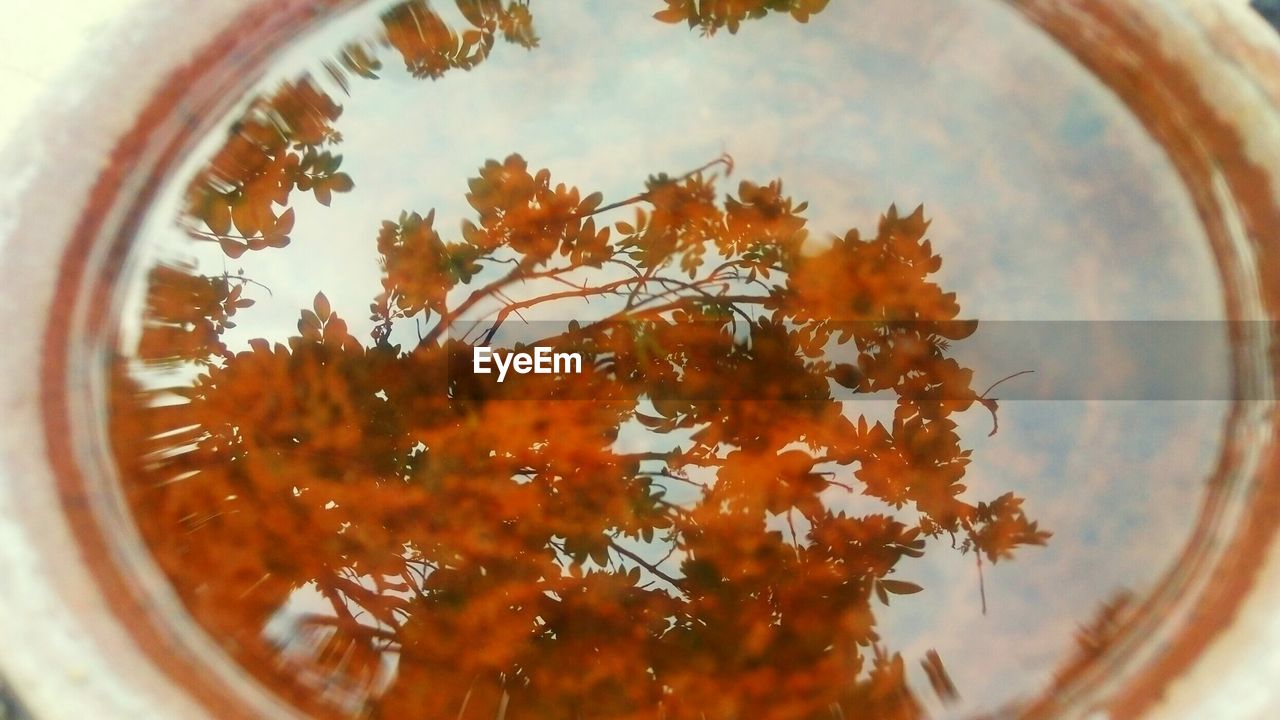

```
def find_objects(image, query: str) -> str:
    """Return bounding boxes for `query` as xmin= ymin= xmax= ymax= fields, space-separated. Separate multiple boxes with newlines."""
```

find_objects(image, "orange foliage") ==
xmin=383 ymin=0 xmax=536 ymax=79
xmin=115 ymin=154 xmax=1049 ymax=718
xmin=111 ymin=3 xmax=1049 ymax=718
xmin=653 ymin=0 xmax=831 ymax=35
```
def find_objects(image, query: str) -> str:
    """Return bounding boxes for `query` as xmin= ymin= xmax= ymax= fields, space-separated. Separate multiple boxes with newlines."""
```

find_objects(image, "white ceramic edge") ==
xmin=0 ymin=2 xmax=252 ymax=717
xmin=1152 ymin=530 xmax=1280 ymax=717
xmin=1143 ymin=2 xmax=1280 ymax=718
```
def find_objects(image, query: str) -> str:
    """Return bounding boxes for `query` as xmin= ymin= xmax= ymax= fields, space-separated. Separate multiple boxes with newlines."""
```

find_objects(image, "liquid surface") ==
xmin=107 ymin=1 xmax=1229 ymax=718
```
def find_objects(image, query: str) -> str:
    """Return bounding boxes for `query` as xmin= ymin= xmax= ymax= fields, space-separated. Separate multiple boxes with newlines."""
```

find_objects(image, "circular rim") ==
xmin=0 ymin=1 xmax=361 ymax=717
xmin=1008 ymin=1 xmax=1280 ymax=716
xmin=2 ymin=1 xmax=1280 ymax=718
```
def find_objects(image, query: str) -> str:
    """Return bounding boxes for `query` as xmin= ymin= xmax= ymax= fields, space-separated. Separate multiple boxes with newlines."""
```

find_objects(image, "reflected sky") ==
xmin=127 ymin=0 xmax=1220 ymax=342
xmin=889 ymin=400 xmax=1222 ymax=716
xmin=114 ymin=0 xmax=1229 ymax=717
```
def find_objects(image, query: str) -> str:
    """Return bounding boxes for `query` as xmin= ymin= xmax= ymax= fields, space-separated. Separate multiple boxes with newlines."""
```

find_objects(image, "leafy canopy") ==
xmin=112 ymin=2 xmax=1049 ymax=719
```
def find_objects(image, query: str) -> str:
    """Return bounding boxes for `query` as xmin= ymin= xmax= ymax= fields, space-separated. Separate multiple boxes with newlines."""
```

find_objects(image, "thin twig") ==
xmin=610 ymin=540 xmax=683 ymax=588
xmin=976 ymin=551 xmax=987 ymax=616
xmin=980 ymin=369 xmax=1034 ymax=398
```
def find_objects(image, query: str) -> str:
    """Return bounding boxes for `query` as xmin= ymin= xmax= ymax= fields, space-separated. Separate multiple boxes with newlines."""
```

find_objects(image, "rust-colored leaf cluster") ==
xmin=653 ymin=0 xmax=830 ymax=35
xmin=383 ymin=0 xmax=537 ymax=80
xmin=183 ymin=78 xmax=341 ymax=258
xmin=179 ymin=0 xmax=827 ymax=266
xmin=135 ymin=263 xmax=256 ymax=364
xmin=116 ymin=151 xmax=1048 ymax=718
xmin=181 ymin=1 xmax=541 ymax=264
xmin=111 ymin=4 xmax=1049 ymax=718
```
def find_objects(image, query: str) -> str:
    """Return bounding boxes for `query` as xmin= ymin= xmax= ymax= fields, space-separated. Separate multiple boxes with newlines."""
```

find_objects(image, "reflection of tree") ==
xmin=180 ymin=0 xmax=831 ymax=262
xmin=653 ymin=0 xmax=831 ymax=35
xmin=1058 ymin=591 xmax=1136 ymax=684
xmin=116 ymin=152 xmax=1048 ymax=717
xmin=183 ymin=77 xmax=346 ymax=259
xmin=181 ymin=1 xmax=537 ymax=260
xmin=382 ymin=0 xmax=536 ymax=80
xmin=111 ymin=3 xmax=1049 ymax=719
xmin=1015 ymin=591 xmax=1137 ymax=719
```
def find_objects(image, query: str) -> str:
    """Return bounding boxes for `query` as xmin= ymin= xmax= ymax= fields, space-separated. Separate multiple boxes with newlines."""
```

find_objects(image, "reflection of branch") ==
xmin=220 ymin=271 xmax=274 ymax=298
xmin=311 ymin=576 xmax=406 ymax=652
xmin=186 ymin=227 xmax=257 ymax=242
xmin=821 ymin=477 xmax=854 ymax=492
xmin=651 ymin=276 xmax=754 ymax=325
xmin=317 ymin=577 xmax=358 ymax=623
xmin=975 ymin=550 xmax=987 ymax=616
xmin=622 ymin=451 xmax=693 ymax=462
xmin=977 ymin=370 xmax=1034 ymax=437
xmin=980 ymin=369 xmax=1034 ymax=397
xmin=653 ymin=470 xmax=709 ymax=489
xmin=587 ymin=154 xmax=734 ymax=218
xmin=423 ymin=260 xmax=534 ymax=346
xmin=606 ymin=257 xmax=644 ymax=278
xmin=618 ymin=294 xmax=772 ymax=322
xmin=480 ymin=274 xmax=748 ymax=343
xmin=418 ymin=155 xmax=737 ymax=348
xmin=295 ymin=613 xmax=400 ymax=643
xmin=422 ymin=261 xmax=588 ymax=346
xmin=623 ymin=263 xmax=660 ymax=310
xmin=322 ymin=572 xmax=411 ymax=630
xmin=609 ymin=540 xmax=682 ymax=587
xmin=512 ymin=291 xmax=774 ymax=349
xmin=481 ymin=276 xmax=649 ymax=343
